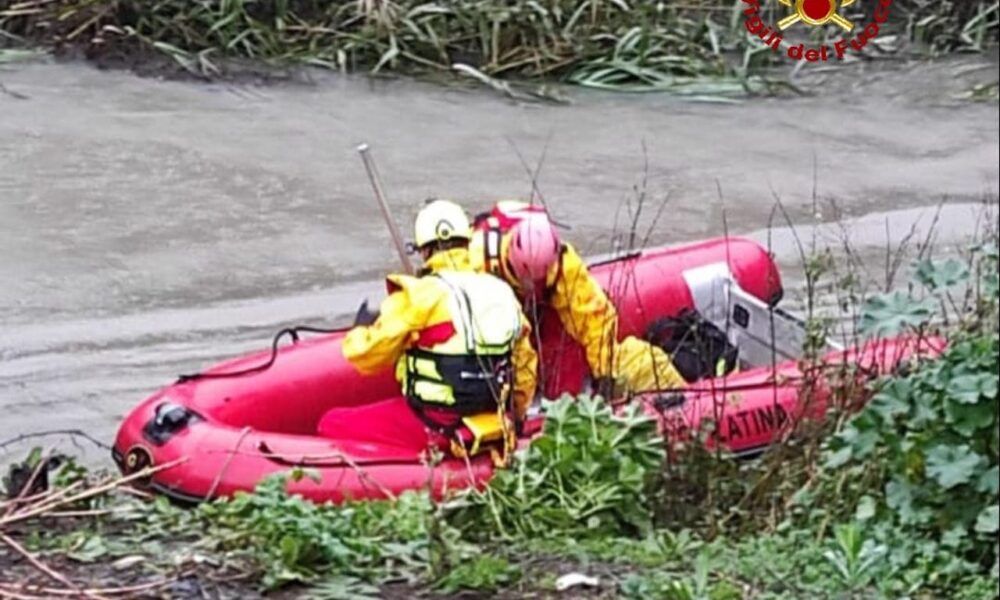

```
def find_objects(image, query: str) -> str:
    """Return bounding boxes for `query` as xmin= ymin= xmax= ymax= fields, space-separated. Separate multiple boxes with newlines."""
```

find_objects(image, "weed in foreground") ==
xmin=2 ymin=243 xmax=998 ymax=598
xmin=446 ymin=394 xmax=665 ymax=541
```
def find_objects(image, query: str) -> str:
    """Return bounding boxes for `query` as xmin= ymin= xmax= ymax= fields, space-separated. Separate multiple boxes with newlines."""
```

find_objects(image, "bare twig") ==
xmin=883 ymin=215 xmax=921 ymax=292
xmin=5 ymin=482 xmax=84 ymax=521
xmin=116 ymin=487 xmax=154 ymax=501
xmin=0 ymin=430 xmax=111 ymax=451
xmin=914 ymin=200 xmax=945 ymax=264
xmin=627 ymin=141 xmax=650 ymax=250
xmin=205 ymin=427 xmax=252 ymax=500
xmin=36 ymin=508 xmax=130 ymax=519
xmin=0 ymin=459 xmax=187 ymax=528
xmin=0 ymin=579 xmax=169 ymax=597
xmin=237 ymin=447 xmax=398 ymax=500
xmin=0 ymin=584 xmax=49 ymax=600
xmin=639 ymin=191 xmax=672 ymax=250
xmin=0 ymin=491 xmax=52 ymax=512
xmin=0 ymin=533 xmax=109 ymax=600
xmin=504 ymin=134 xmax=552 ymax=210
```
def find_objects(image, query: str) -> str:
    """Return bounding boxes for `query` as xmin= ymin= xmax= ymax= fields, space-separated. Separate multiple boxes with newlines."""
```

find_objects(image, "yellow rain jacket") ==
xmin=342 ymin=247 xmax=537 ymax=421
xmin=470 ymin=224 xmax=685 ymax=395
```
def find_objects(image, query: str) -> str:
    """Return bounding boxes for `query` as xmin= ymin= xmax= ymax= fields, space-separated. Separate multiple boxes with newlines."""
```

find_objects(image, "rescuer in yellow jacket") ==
xmin=469 ymin=200 xmax=685 ymax=395
xmin=317 ymin=200 xmax=537 ymax=460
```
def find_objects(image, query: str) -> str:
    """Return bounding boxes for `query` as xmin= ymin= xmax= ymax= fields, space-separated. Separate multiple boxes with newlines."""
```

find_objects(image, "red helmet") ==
xmin=507 ymin=213 xmax=560 ymax=284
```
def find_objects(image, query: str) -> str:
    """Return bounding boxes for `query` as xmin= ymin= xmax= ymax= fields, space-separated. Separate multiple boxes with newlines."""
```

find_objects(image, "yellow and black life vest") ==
xmin=400 ymin=271 xmax=522 ymax=420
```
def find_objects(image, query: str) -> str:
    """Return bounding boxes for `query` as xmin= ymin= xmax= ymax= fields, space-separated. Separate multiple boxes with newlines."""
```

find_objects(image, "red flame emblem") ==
xmin=778 ymin=0 xmax=855 ymax=31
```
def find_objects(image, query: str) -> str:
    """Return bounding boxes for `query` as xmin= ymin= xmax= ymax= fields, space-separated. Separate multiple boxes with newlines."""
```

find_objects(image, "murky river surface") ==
xmin=1 ymin=57 xmax=997 ymax=464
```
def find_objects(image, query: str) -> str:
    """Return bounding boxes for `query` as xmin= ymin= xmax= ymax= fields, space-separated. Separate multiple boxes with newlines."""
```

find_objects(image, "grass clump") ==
xmin=434 ymin=554 xmax=521 ymax=594
xmin=0 ymin=0 xmax=993 ymax=94
xmin=0 ymin=0 xmax=757 ymax=91
xmin=901 ymin=0 xmax=1000 ymax=54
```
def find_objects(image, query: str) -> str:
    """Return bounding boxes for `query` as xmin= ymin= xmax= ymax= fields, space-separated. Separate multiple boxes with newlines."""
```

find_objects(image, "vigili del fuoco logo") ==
xmin=742 ymin=0 xmax=895 ymax=62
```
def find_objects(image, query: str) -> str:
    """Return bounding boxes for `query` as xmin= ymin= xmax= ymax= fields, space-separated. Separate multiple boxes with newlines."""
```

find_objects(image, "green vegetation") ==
xmin=0 ymin=0 xmax=771 ymax=94
xmin=449 ymin=395 xmax=665 ymax=540
xmin=2 ymin=245 xmax=997 ymax=597
xmin=0 ymin=0 xmax=997 ymax=94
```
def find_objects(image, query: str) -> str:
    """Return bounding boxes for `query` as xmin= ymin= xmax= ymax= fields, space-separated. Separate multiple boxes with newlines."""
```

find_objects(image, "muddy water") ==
xmin=1 ymin=57 xmax=997 ymax=464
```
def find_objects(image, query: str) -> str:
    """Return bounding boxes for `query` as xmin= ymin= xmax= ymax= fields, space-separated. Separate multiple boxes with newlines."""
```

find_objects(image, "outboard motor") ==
xmin=649 ymin=262 xmax=843 ymax=377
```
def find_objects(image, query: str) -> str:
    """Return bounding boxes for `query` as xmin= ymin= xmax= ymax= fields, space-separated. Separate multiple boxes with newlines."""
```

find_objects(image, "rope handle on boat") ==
xmin=176 ymin=325 xmax=341 ymax=383
xmin=257 ymin=441 xmax=419 ymax=468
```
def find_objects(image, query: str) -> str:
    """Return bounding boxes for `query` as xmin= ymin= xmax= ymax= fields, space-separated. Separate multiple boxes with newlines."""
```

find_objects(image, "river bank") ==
xmin=2 ymin=0 xmax=997 ymax=95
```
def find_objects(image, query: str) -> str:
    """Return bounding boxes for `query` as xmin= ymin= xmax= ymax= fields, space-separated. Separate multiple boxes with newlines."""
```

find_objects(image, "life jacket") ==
xmin=474 ymin=200 xmax=549 ymax=278
xmin=473 ymin=201 xmax=565 ymax=303
xmin=400 ymin=271 xmax=522 ymax=436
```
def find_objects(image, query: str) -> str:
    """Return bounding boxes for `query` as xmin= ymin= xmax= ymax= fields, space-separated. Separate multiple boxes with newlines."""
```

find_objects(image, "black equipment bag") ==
xmin=645 ymin=310 xmax=739 ymax=383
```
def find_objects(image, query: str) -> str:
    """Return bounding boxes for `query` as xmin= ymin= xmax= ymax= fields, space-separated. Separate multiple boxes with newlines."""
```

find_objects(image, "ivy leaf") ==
xmin=914 ymin=258 xmax=969 ymax=291
xmin=975 ymin=505 xmax=1000 ymax=534
xmin=925 ymin=445 xmax=985 ymax=489
xmin=859 ymin=292 xmax=936 ymax=336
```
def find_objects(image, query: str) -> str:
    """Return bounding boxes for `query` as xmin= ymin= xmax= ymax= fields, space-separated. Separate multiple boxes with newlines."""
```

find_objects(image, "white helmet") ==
xmin=414 ymin=199 xmax=471 ymax=249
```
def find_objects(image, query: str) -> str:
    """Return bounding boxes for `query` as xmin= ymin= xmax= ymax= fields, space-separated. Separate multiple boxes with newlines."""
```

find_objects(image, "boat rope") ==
xmin=257 ymin=441 xmax=423 ymax=468
xmin=175 ymin=325 xmax=341 ymax=384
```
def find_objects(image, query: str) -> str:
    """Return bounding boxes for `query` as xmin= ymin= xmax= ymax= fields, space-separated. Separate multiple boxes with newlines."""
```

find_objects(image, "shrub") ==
xmin=815 ymin=248 xmax=1000 ymax=583
xmin=448 ymin=395 xmax=666 ymax=540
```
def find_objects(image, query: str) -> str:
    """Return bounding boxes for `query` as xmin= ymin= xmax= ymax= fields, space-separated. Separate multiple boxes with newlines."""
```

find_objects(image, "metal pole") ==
xmin=357 ymin=143 xmax=414 ymax=275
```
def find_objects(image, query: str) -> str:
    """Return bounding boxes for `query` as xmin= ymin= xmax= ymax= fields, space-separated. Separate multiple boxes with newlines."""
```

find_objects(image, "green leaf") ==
xmin=869 ymin=380 xmax=912 ymax=421
xmin=949 ymin=373 xmax=996 ymax=404
xmin=859 ymin=292 xmax=936 ymax=336
xmin=914 ymin=258 xmax=969 ymax=291
xmin=976 ymin=466 xmax=999 ymax=495
xmin=824 ymin=445 xmax=853 ymax=469
xmin=435 ymin=555 xmax=521 ymax=593
xmin=855 ymin=495 xmax=877 ymax=521
xmin=945 ymin=395 xmax=995 ymax=436
xmin=925 ymin=444 xmax=985 ymax=489
xmin=941 ymin=526 xmax=968 ymax=548
xmin=886 ymin=479 xmax=931 ymax=525
xmin=975 ymin=505 xmax=1000 ymax=534
xmin=67 ymin=535 xmax=109 ymax=563
xmin=288 ymin=467 xmax=322 ymax=484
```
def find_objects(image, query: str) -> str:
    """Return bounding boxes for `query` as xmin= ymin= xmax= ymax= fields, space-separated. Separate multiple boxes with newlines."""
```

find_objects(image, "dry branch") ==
xmin=0 ymin=533 xmax=108 ymax=600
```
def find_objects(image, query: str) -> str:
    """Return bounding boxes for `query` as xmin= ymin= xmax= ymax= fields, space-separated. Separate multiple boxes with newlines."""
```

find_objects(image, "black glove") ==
xmin=353 ymin=299 xmax=379 ymax=327
xmin=592 ymin=376 xmax=617 ymax=400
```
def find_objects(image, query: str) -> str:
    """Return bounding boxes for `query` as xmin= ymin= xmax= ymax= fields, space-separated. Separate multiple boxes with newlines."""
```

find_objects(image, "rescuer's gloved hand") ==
xmin=592 ymin=376 xmax=626 ymax=400
xmin=353 ymin=299 xmax=379 ymax=327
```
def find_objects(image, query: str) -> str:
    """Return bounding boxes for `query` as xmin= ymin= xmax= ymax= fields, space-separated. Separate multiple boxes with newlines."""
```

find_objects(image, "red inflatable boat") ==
xmin=112 ymin=237 xmax=936 ymax=503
